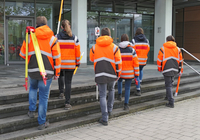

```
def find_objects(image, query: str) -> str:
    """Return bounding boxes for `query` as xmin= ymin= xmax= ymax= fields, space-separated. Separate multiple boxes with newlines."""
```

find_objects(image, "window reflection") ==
xmin=0 ymin=1 xmax=3 ymax=64
xmin=87 ymin=12 xmax=98 ymax=65
xmin=36 ymin=3 xmax=52 ymax=29
xmin=5 ymin=2 xmax=34 ymax=16
xmin=134 ymin=14 xmax=154 ymax=63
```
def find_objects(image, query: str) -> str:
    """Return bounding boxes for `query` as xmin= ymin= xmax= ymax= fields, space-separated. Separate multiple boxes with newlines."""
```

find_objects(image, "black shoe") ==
xmin=58 ymin=93 xmax=65 ymax=99
xmin=99 ymin=118 xmax=108 ymax=126
xmin=117 ymin=94 xmax=122 ymax=101
xmin=135 ymin=90 xmax=141 ymax=96
xmin=27 ymin=111 xmax=35 ymax=118
xmin=38 ymin=121 xmax=50 ymax=130
xmin=166 ymin=103 xmax=174 ymax=108
xmin=124 ymin=104 xmax=129 ymax=110
xmin=108 ymin=112 xmax=112 ymax=117
xmin=164 ymin=97 xmax=168 ymax=100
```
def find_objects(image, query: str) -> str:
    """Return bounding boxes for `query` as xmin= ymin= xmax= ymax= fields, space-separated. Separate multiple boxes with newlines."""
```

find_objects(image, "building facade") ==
xmin=0 ymin=0 xmax=199 ymax=65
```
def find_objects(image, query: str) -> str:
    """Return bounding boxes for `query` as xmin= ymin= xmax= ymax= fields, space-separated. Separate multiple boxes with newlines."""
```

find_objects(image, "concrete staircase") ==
xmin=0 ymin=73 xmax=200 ymax=140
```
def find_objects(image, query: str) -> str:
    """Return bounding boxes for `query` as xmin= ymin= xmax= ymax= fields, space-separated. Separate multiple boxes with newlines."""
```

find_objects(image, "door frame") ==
xmin=5 ymin=16 xmax=34 ymax=65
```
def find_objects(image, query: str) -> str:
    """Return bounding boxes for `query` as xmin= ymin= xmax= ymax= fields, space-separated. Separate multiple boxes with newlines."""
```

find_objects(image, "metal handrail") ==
xmin=180 ymin=48 xmax=200 ymax=75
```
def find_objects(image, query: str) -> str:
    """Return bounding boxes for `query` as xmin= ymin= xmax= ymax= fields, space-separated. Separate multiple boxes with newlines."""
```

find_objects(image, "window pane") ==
xmin=115 ymin=3 xmax=136 ymax=13
xmin=0 ymin=1 xmax=4 ymax=64
xmin=5 ymin=1 xmax=34 ymax=16
xmin=134 ymin=14 xmax=154 ymax=64
xmin=90 ymin=0 xmax=112 ymax=12
xmin=87 ymin=11 xmax=98 ymax=65
xmin=36 ymin=3 xmax=53 ymax=29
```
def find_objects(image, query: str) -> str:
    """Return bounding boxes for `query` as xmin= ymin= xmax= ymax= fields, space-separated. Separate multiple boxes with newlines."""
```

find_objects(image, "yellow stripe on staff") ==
xmin=25 ymin=32 xmax=28 ymax=79
xmin=23 ymin=32 xmax=29 ymax=91
xmin=30 ymin=31 xmax=47 ymax=85
xmin=74 ymin=52 xmax=84 ymax=75
xmin=57 ymin=0 xmax=64 ymax=35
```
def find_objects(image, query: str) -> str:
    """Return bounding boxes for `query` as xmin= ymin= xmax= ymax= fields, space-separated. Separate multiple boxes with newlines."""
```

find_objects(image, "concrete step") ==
xmin=0 ymin=81 xmax=199 ymax=135
xmin=0 ymin=72 xmax=196 ymax=105
xmin=1 ymin=89 xmax=200 ymax=140
xmin=0 ymin=75 xmax=199 ymax=119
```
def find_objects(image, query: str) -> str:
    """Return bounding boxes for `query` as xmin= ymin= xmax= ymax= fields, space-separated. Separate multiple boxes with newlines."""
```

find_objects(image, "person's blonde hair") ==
xmin=61 ymin=20 xmax=72 ymax=37
xmin=36 ymin=16 xmax=47 ymax=25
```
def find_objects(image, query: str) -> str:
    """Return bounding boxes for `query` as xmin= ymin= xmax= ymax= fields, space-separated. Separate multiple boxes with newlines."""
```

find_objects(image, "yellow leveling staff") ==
xmin=23 ymin=30 xmax=29 ymax=91
xmin=27 ymin=26 xmax=47 ymax=86
xmin=57 ymin=0 xmax=64 ymax=35
xmin=74 ymin=52 xmax=84 ymax=75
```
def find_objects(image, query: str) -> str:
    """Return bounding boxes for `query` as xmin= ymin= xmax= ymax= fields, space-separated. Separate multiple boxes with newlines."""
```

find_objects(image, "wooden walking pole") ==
xmin=57 ymin=0 xmax=64 ymax=35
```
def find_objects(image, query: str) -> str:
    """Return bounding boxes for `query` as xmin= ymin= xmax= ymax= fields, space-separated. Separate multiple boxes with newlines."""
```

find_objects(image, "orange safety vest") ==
xmin=132 ymin=39 xmax=150 ymax=66
xmin=20 ymin=25 xmax=61 ymax=80
xmin=90 ymin=36 xmax=122 ymax=83
xmin=118 ymin=41 xmax=139 ymax=79
xmin=56 ymin=32 xmax=81 ymax=70
xmin=157 ymin=41 xmax=183 ymax=76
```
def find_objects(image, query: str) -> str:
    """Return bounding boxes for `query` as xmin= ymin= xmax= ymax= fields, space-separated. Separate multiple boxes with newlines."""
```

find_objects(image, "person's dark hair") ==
xmin=121 ymin=34 xmax=129 ymax=42
xmin=135 ymin=27 xmax=144 ymax=36
xmin=61 ymin=19 xmax=72 ymax=37
xmin=166 ymin=35 xmax=175 ymax=42
xmin=36 ymin=16 xmax=47 ymax=25
xmin=101 ymin=27 xmax=111 ymax=36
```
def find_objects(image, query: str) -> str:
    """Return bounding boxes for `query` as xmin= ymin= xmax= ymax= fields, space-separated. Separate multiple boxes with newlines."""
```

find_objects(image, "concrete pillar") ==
xmin=72 ymin=0 xmax=87 ymax=66
xmin=154 ymin=0 xmax=172 ymax=62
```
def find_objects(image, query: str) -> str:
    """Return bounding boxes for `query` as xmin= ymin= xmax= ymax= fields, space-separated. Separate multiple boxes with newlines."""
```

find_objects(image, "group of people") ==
xmin=19 ymin=15 xmax=183 ymax=129
xmin=90 ymin=27 xmax=183 ymax=126
xmin=90 ymin=27 xmax=150 ymax=125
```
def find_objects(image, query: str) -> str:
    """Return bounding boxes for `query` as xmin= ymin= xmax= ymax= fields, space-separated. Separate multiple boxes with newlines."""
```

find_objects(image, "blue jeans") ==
xmin=118 ymin=78 xmax=132 ymax=104
xmin=136 ymin=65 xmax=145 ymax=90
xmin=139 ymin=65 xmax=144 ymax=82
xmin=98 ymin=81 xmax=116 ymax=122
xmin=29 ymin=77 xmax=52 ymax=125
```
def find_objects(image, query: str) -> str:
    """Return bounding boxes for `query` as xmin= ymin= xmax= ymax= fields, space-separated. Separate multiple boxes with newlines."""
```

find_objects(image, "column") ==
xmin=154 ymin=0 xmax=173 ymax=62
xmin=72 ymin=0 xmax=87 ymax=66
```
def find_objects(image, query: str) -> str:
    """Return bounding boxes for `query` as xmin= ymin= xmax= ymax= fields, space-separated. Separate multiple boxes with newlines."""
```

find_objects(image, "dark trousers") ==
xmin=164 ymin=76 xmax=174 ymax=105
xmin=58 ymin=70 xmax=74 ymax=104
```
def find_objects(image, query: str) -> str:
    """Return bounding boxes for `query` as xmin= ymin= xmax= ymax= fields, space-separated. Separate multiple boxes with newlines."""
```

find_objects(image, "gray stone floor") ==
xmin=29 ymin=96 xmax=200 ymax=140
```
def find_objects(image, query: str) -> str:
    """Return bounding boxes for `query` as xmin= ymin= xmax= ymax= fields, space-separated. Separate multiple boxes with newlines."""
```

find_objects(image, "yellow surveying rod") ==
xmin=23 ymin=31 xmax=29 ymax=91
xmin=74 ymin=52 xmax=84 ymax=75
xmin=27 ymin=26 xmax=47 ymax=85
xmin=57 ymin=0 xmax=64 ymax=35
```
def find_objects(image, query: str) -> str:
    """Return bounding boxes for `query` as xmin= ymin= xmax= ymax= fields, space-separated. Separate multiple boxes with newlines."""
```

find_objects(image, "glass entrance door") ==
xmin=5 ymin=17 xmax=33 ymax=64
xmin=100 ymin=17 xmax=132 ymax=44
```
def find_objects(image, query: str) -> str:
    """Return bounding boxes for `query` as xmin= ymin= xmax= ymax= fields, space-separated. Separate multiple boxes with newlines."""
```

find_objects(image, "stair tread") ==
xmin=1 ymin=89 xmax=200 ymax=140
xmin=0 ymin=73 xmax=198 ymax=99
xmin=0 ymin=79 xmax=200 ymax=115
xmin=1 ymin=81 xmax=200 ymax=125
